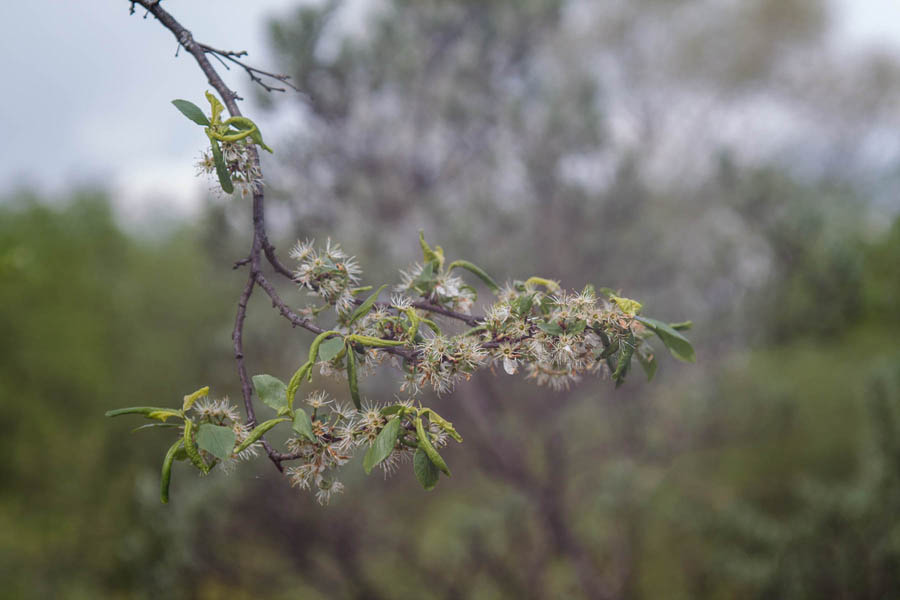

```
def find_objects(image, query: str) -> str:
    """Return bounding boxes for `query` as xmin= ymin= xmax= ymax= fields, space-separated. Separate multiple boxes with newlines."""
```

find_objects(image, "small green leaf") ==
xmin=422 ymin=409 xmax=463 ymax=443
xmin=380 ymin=404 xmax=406 ymax=416
xmin=514 ymin=294 xmax=535 ymax=317
xmin=205 ymin=91 xmax=225 ymax=124
xmin=208 ymin=138 xmax=234 ymax=194
xmin=182 ymin=385 xmax=209 ymax=412
xmin=147 ymin=410 xmax=183 ymax=422
xmin=598 ymin=337 xmax=619 ymax=359
xmin=463 ymin=324 xmax=488 ymax=337
xmin=411 ymin=262 xmax=435 ymax=294
xmin=447 ymin=260 xmax=500 ymax=293
xmin=347 ymin=347 xmax=361 ymax=410
xmin=292 ymin=408 xmax=316 ymax=442
xmin=566 ymin=319 xmax=587 ymax=335
xmin=611 ymin=295 xmax=643 ymax=316
xmin=414 ymin=448 xmax=440 ymax=491
xmin=308 ymin=330 xmax=341 ymax=364
xmin=131 ymin=423 xmax=179 ymax=434
xmin=226 ymin=116 xmax=255 ymax=130
xmin=636 ymin=349 xmax=658 ymax=382
xmin=418 ymin=231 xmax=444 ymax=270
xmin=197 ymin=424 xmax=236 ymax=461
xmin=613 ymin=332 xmax=636 ymax=388
xmin=252 ymin=374 xmax=288 ymax=413
xmin=286 ymin=361 xmax=312 ymax=411
xmin=171 ymin=99 xmax=210 ymax=126
xmin=537 ymin=321 xmax=564 ymax=336
xmin=160 ymin=439 xmax=184 ymax=504
xmin=248 ymin=128 xmax=273 ymax=153
xmin=636 ymin=316 xmax=696 ymax=363
xmin=421 ymin=318 xmax=441 ymax=335
xmin=416 ymin=416 xmax=451 ymax=476
xmin=183 ymin=419 xmax=210 ymax=474
xmin=106 ymin=406 xmax=176 ymax=418
xmin=524 ymin=276 xmax=560 ymax=292
xmin=317 ymin=337 xmax=345 ymax=362
xmin=363 ymin=417 xmax=401 ymax=474
xmin=348 ymin=334 xmax=407 ymax=348
xmin=234 ymin=417 xmax=289 ymax=454
xmin=348 ymin=284 xmax=388 ymax=325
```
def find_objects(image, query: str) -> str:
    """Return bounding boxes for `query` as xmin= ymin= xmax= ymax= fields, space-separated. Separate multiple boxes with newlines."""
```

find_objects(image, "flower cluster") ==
xmin=406 ymin=334 xmax=488 ymax=395
xmin=191 ymin=396 xmax=261 ymax=468
xmin=397 ymin=263 xmax=476 ymax=314
xmin=482 ymin=285 xmax=631 ymax=390
xmin=285 ymin=394 xmax=451 ymax=504
xmin=195 ymin=137 xmax=263 ymax=198
xmin=290 ymin=239 xmax=362 ymax=314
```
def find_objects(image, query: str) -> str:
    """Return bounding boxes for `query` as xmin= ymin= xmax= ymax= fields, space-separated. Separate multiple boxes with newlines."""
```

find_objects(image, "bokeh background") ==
xmin=3 ymin=0 xmax=900 ymax=598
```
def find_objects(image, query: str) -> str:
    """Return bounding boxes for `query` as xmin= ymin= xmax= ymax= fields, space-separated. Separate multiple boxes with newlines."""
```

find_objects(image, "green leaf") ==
xmin=447 ymin=260 xmax=500 ymax=292
xmin=105 ymin=406 xmax=176 ymax=418
xmin=411 ymin=262 xmax=435 ymax=294
xmin=414 ymin=448 xmax=440 ymax=491
xmin=416 ymin=416 xmax=451 ymax=476
xmin=566 ymin=319 xmax=587 ymax=335
xmin=422 ymin=409 xmax=463 ymax=443
xmin=182 ymin=385 xmax=209 ymax=412
xmin=171 ymin=99 xmax=210 ymax=126
xmin=308 ymin=330 xmax=341 ymax=364
xmin=234 ymin=417 xmax=290 ymax=454
xmin=636 ymin=349 xmax=658 ymax=382
xmin=197 ymin=424 xmax=236 ymax=461
xmin=524 ymin=276 xmax=560 ymax=292
xmin=380 ymin=404 xmax=406 ymax=416
xmin=514 ymin=294 xmax=534 ymax=317
xmin=347 ymin=347 xmax=361 ymax=410
xmin=636 ymin=316 xmax=696 ymax=363
xmin=613 ymin=331 xmax=636 ymax=388
xmin=598 ymin=337 xmax=619 ymax=359
xmin=208 ymin=138 xmax=234 ymax=194
xmin=317 ymin=337 xmax=345 ymax=362
xmin=252 ymin=374 xmax=288 ymax=413
xmin=292 ymin=408 xmax=316 ymax=442
xmin=669 ymin=320 xmax=693 ymax=331
xmin=418 ymin=231 xmax=444 ymax=270
xmin=363 ymin=417 xmax=401 ymax=474
xmin=348 ymin=334 xmax=407 ymax=348
xmin=146 ymin=410 xmax=183 ymax=422
xmin=160 ymin=439 xmax=184 ymax=504
xmin=537 ymin=321 xmax=564 ymax=336
xmin=348 ymin=284 xmax=388 ymax=325
xmin=205 ymin=91 xmax=225 ymax=124
xmin=611 ymin=295 xmax=643 ymax=316
xmin=248 ymin=127 xmax=273 ymax=153
xmin=131 ymin=423 xmax=178 ymax=434
xmin=286 ymin=361 xmax=313 ymax=411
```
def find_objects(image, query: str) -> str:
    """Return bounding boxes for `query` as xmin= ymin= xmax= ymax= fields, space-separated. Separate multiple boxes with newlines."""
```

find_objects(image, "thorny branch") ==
xmin=130 ymin=0 xmax=488 ymax=471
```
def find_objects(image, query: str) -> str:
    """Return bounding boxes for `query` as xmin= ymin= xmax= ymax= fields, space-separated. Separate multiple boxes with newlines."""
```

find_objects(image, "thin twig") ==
xmin=198 ymin=42 xmax=300 ymax=93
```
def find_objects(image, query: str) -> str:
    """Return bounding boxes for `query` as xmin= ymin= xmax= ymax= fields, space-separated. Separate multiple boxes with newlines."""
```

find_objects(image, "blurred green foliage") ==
xmin=0 ymin=192 xmax=237 ymax=598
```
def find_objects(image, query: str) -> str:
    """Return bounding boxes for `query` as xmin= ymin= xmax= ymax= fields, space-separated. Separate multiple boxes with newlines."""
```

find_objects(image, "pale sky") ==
xmin=1 ymin=0 xmax=899 ymax=223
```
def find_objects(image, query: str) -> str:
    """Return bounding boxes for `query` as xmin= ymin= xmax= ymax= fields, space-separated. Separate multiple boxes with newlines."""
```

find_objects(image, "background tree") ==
xmin=2 ymin=0 xmax=900 ymax=598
